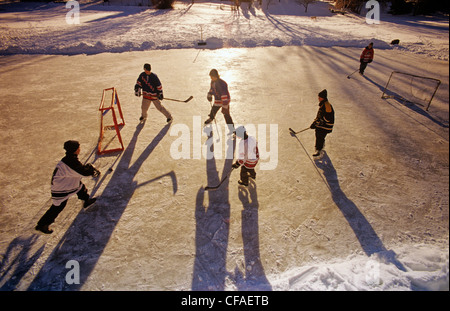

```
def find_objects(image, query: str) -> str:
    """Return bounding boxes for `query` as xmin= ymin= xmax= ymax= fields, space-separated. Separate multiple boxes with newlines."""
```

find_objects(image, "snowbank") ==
xmin=0 ymin=0 xmax=448 ymax=60
xmin=268 ymin=244 xmax=449 ymax=291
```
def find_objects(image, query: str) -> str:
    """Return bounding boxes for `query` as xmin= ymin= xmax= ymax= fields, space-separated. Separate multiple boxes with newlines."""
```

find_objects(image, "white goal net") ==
xmin=381 ymin=71 xmax=441 ymax=111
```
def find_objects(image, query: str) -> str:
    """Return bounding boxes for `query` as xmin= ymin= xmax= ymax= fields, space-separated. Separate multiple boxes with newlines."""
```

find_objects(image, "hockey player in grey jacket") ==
xmin=35 ymin=140 xmax=100 ymax=234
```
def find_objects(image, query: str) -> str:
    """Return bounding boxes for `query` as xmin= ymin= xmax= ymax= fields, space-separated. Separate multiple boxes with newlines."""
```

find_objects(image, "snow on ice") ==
xmin=0 ymin=0 xmax=448 ymax=291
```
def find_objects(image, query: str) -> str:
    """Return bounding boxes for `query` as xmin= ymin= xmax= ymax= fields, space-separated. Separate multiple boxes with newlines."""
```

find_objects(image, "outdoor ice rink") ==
xmin=0 ymin=45 xmax=448 ymax=290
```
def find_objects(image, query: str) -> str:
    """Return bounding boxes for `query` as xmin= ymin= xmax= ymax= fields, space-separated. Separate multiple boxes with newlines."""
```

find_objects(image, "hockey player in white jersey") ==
xmin=35 ymin=140 xmax=100 ymax=234
xmin=232 ymin=126 xmax=259 ymax=187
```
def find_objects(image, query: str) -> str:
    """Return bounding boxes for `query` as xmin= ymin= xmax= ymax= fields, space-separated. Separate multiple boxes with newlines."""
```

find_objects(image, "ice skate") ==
xmin=313 ymin=150 xmax=324 ymax=159
xmin=83 ymin=198 xmax=97 ymax=209
xmin=35 ymin=224 xmax=53 ymax=234
xmin=238 ymin=180 xmax=248 ymax=187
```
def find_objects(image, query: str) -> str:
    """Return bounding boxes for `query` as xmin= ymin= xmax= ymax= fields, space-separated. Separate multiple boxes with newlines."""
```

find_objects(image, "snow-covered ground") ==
xmin=0 ymin=0 xmax=448 ymax=59
xmin=0 ymin=1 xmax=448 ymax=291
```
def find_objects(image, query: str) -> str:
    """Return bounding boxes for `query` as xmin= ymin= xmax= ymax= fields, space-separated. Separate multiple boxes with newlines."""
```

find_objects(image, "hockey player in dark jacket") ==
xmin=204 ymin=69 xmax=234 ymax=131
xmin=35 ymin=140 xmax=100 ymax=234
xmin=310 ymin=89 xmax=334 ymax=158
xmin=134 ymin=63 xmax=172 ymax=123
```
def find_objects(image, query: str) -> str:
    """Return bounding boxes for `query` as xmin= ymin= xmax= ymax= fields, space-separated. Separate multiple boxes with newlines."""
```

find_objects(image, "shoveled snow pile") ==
xmin=269 ymin=244 xmax=448 ymax=291
xmin=0 ymin=0 xmax=448 ymax=60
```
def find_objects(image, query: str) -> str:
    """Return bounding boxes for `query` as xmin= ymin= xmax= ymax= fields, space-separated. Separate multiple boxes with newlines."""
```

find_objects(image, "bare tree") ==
xmin=152 ymin=0 xmax=175 ymax=9
xmin=334 ymin=0 xmax=365 ymax=14
xmin=295 ymin=0 xmax=316 ymax=13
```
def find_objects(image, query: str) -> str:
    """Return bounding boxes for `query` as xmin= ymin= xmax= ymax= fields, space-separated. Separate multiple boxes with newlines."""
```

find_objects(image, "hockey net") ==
xmin=97 ymin=87 xmax=125 ymax=155
xmin=381 ymin=71 xmax=441 ymax=111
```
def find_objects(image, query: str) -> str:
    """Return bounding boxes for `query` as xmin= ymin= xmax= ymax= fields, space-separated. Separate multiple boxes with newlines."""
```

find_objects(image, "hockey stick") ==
xmin=204 ymin=167 xmax=235 ymax=191
xmin=347 ymin=69 xmax=359 ymax=79
xmin=289 ymin=127 xmax=309 ymax=135
xmin=290 ymin=134 xmax=332 ymax=192
xmin=164 ymin=96 xmax=193 ymax=103
xmin=207 ymin=100 xmax=221 ymax=142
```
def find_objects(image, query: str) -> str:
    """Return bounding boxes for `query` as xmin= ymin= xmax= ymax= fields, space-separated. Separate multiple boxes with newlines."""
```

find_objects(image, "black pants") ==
xmin=209 ymin=105 xmax=234 ymax=125
xmin=359 ymin=61 xmax=368 ymax=74
xmin=240 ymin=166 xmax=256 ymax=185
xmin=315 ymin=128 xmax=329 ymax=151
xmin=37 ymin=184 xmax=89 ymax=227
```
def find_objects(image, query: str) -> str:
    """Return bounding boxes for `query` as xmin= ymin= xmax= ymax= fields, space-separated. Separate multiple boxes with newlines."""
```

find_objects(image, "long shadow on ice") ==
xmin=235 ymin=181 xmax=272 ymax=290
xmin=315 ymin=152 xmax=406 ymax=271
xmin=27 ymin=122 xmax=174 ymax=290
xmin=0 ymin=236 xmax=45 ymax=290
xmin=192 ymin=129 xmax=233 ymax=291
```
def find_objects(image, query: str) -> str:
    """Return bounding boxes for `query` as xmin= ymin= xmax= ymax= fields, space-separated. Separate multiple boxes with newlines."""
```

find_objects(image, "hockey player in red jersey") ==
xmin=359 ymin=42 xmax=374 ymax=75
xmin=204 ymin=69 xmax=234 ymax=131
xmin=232 ymin=126 xmax=259 ymax=187
xmin=35 ymin=140 xmax=100 ymax=234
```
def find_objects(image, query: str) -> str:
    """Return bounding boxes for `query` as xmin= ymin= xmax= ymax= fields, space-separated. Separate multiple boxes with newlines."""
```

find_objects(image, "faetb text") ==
xmin=226 ymin=295 xmax=269 ymax=306
xmin=181 ymin=295 xmax=268 ymax=308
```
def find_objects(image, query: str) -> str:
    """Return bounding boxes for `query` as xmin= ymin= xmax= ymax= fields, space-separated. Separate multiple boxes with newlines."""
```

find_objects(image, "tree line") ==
xmin=334 ymin=0 xmax=449 ymax=15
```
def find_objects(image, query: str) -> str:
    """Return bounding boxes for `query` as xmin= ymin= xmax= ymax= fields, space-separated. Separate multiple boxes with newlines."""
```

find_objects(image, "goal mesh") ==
xmin=381 ymin=71 xmax=441 ymax=111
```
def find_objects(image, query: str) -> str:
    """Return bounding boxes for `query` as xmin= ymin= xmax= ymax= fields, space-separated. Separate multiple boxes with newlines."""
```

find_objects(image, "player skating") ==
xmin=232 ymin=126 xmax=259 ymax=187
xmin=204 ymin=69 xmax=234 ymax=133
xmin=134 ymin=63 xmax=173 ymax=123
xmin=35 ymin=140 xmax=100 ymax=234
xmin=310 ymin=89 xmax=335 ymax=159
xmin=359 ymin=42 xmax=374 ymax=75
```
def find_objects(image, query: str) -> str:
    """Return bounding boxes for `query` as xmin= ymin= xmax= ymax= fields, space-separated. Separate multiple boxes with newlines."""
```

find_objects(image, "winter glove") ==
xmin=232 ymin=161 xmax=241 ymax=169
xmin=368 ymin=59 xmax=373 ymax=63
xmin=310 ymin=123 xmax=316 ymax=129
xmin=93 ymin=168 xmax=101 ymax=178
xmin=207 ymin=93 xmax=213 ymax=102
xmin=87 ymin=164 xmax=101 ymax=178
xmin=158 ymin=92 xmax=164 ymax=100
xmin=134 ymin=85 xmax=141 ymax=97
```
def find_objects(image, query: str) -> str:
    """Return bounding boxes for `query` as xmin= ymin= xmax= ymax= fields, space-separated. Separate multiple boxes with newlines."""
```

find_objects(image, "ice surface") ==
xmin=0 ymin=0 xmax=448 ymax=291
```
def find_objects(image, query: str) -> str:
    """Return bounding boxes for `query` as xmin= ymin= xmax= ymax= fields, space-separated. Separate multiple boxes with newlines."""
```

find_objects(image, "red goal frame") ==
xmin=97 ymin=87 xmax=125 ymax=155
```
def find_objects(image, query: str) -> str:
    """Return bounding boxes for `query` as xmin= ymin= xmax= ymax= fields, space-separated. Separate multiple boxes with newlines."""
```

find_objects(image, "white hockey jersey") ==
xmin=237 ymin=136 xmax=259 ymax=169
xmin=50 ymin=154 xmax=95 ymax=206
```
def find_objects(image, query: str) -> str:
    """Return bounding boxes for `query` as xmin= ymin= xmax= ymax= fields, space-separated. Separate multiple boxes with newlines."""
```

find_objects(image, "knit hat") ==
xmin=318 ymin=89 xmax=328 ymax=99
xmin=234 ymin=126 xmax=246 ymax=139
xmin=64 ymin=140 xmax=80 ymax=154
xmin=144 ymin=63 xmax=151 ymax=71
xmin=209 ymin=69 xmax=219 ymax=78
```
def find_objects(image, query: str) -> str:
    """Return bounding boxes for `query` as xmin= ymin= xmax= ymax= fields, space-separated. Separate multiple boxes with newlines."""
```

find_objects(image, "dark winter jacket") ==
xmin=135 ymin=72 xmax=163 ymax=100
xmin=50 ymin=154 xmax=97 ymax=205
xmin=208 ymin=78 xmax=230 ymax=107
xmin=311 ymin=99 xmax=334 ymax=133
xmin=360 ymin=46 xmax=374 ymax=63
